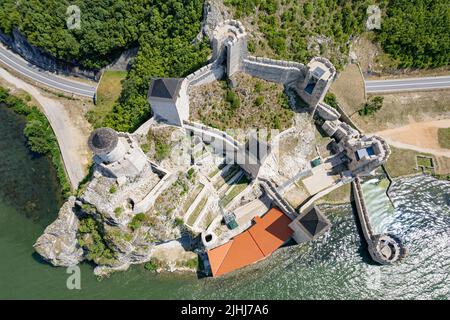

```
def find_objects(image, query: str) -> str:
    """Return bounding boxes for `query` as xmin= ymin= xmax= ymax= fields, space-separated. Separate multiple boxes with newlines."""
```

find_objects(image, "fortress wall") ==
xmin=312 ymin=57 xmax=337 ymax=79
xmin=185 ymin=61 xmax=225 ymax=88
xmin=352 ymin=178 xmax=374 ymax=241
xmin=316 ymin=102 xmax=341 ymax=121
xmin=242 ymin=56 xmax=306 ymax=84
xmin=183 ymin=121 xmax=240 ymax=157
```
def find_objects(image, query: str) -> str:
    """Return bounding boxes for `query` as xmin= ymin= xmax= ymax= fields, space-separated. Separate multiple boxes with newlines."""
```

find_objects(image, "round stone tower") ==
xmin=369 ymin=234 xmax=408 ymax=265
xmin=88 ymin=127 xmax=127 ymax=163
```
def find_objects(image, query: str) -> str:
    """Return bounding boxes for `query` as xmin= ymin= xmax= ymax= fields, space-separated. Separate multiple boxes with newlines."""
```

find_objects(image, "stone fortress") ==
xmin=145 ymin=19 xmax=404 ymax=268
xmin=34 ymin=15 xmax=405 ymax=276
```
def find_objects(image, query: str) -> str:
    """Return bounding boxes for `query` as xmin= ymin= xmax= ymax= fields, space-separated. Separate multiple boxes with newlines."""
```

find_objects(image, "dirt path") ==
xmin=0 ymin=67 xmax=91 ymax=189
xmin=374 ymin=119 xmax=450 ymax=157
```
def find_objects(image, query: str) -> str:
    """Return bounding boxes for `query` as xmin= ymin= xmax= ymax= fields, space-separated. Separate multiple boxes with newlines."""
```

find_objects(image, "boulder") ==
xmin=34 ymin=197 xmax=84 ymax=267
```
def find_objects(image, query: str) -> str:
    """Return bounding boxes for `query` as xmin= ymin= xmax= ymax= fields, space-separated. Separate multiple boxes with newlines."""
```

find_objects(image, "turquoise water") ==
xmin=361 ymin=175 xmax=395 ymax=234
xmin=1 ymin=103 xmax=449 ymax=299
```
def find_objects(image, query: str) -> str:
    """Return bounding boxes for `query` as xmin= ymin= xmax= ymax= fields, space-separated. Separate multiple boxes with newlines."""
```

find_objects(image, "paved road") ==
xmin=365 ymin=76 xmax=450 ymax=93
xmin=0 ymin=44 xmax=97 ymax=98
xmin=0 ymin=67 xmax=90 ymax=189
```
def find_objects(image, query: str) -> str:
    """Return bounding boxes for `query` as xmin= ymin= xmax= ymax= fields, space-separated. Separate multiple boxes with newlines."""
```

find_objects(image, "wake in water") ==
xmin=184 ymin=175 xmax=450 ymax=300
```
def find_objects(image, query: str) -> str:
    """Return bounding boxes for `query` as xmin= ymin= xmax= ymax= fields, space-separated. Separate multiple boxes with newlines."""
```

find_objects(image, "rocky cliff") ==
xmin=34 ymin=197 xmax=84 ymax=267
xmin=0 ymin=29 xmax=99 ymax=80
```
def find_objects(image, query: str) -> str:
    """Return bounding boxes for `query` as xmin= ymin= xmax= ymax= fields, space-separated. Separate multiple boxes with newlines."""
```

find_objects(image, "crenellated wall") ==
xmin=185 ymin=61 xmax=225 ymax=88
xmin=243 ymin=56 xmax=306 ymax=84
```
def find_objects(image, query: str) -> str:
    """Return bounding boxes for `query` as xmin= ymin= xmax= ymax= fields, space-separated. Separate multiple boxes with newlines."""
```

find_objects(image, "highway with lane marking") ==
xmin=0 ymin=44 xmax=97 ymax=98
xmin=365 ymin=76 xmax=450 ymax=93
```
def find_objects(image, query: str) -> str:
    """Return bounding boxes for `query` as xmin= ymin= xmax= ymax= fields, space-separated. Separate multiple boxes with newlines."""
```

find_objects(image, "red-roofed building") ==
xmin=207 ymin=207 xmax=293 ymax=277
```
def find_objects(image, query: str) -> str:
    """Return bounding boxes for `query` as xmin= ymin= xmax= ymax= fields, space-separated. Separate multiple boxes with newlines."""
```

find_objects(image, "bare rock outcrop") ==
xmin=195 ymin=0 xmax=230 ymax=42
xmin=34 ymin=197 xmax=84 ymax=267
xmin=0 ymin=29 xmax=98 ymax=80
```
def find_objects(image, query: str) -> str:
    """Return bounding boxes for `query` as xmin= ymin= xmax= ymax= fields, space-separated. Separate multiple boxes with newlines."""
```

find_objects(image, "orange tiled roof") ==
xmin=207 ymin=207 xmax=293 ymax=277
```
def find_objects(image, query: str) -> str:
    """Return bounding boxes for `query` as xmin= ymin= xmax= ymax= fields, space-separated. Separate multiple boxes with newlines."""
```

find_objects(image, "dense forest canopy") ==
xmin=377 ymin=0 xmax=450 ymax=69
xmin=223 ymin=0 xmax=372 ymax=69
xmin=0 ymin=0 xmax=449 ymax=132
xmin=101 ymin=0 xmax=210 ymax=132
xmin=0 ymin=0 xmax=210 ymax=132
xmin=0 ymin=0 xmax=153 ymax=69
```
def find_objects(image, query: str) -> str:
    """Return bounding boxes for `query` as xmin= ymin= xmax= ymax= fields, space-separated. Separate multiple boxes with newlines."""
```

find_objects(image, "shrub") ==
xmin=0 ymin=87 xmax=71 ymax=197
xmin=254 ymin=96 xmax=265 ymax=106
xmin=174 ymin=217 xmax=184 ymax=226
xmin=144 ymin=261 xmax=158 ymax=271
xmin=128 ymin=213 xmax=147 ymax=231
xmin=77 ymin=217 xmax=115 ymax=264
xmin=254 ymin=82 xmax=263 ymax=93
xmin=225 ymin=89 xmax=241 ymax=110
xmin=186 ymin=168 xmax=196 ymax=181
xmin=109 ymin=185 xmax=117 ymax=194
xmin=358 ymin=96 xmax=384 ymax=116
xmin=324 ymin=93 xmax=339 ymax=109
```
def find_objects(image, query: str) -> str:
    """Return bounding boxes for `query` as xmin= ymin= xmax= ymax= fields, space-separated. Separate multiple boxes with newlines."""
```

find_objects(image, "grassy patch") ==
xmin=177 ymin=257 xmax=199 ymax=270
xmin=146 ymin=127 xmax=175 ymax=162
xmin=214 ymin=166 xmax=241 ymax=190
xmin=438 ymin=128 xmax=450 ymax=149
xmin=385 ymin=146 xmax=434 ymax=178
xmin=187 ymin=197 xmax=208 ymax=226
xmin=220 ymin=175 xmax=251 ymax=207
xmin=317 ymin=183 xmax=351 ymax=205
xmin=190 ymin=74 xmax=294 ymax=132
xmin=86 ymin=71 xmax=127 ymax=128
xmin=208 ymin=162 xmax=227 ymax=178
xmin=343 ymin=90 xmax=450 ymax=132
xmin=182 ymin=185 xmax=204 ymax=213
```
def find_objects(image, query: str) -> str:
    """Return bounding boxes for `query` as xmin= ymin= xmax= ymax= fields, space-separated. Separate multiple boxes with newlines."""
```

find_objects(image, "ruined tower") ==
xmin=88 ymin=127 xmax=147 ymax=179
xmin=212 ymin=20 xmax=248 ymax=77
xmin=297 ymin=57 xmax=336 ymax=108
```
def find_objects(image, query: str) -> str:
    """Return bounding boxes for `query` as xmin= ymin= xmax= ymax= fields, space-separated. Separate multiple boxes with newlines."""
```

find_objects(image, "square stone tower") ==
xmin=297 ymin=57 xmax=336 ymax=108
xmin=147 ymin=78 xmax=189 ymax=126
xmin=212 ymin=20 xmax=248 ymax=77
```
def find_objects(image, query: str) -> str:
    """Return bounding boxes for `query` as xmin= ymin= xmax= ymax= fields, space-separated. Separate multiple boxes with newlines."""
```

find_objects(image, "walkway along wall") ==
xmin=242 ymin=56 xmax=306 ymax=85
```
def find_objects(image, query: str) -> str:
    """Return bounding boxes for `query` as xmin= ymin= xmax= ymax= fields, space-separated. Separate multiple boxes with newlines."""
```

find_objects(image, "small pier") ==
xmin=352 ymin=177 xmax=407 ymax=265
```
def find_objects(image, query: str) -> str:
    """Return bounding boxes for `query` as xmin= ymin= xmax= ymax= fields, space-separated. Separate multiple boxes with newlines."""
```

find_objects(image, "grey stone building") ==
xmin=88 ymin=127 xmax=148 ymax=179
xmin=147 ymin=78 xmax=189 ymax=126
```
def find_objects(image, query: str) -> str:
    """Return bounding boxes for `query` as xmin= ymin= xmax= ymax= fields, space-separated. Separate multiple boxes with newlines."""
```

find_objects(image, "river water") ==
xmin=1 ymin=104 xmax=449 ymax=299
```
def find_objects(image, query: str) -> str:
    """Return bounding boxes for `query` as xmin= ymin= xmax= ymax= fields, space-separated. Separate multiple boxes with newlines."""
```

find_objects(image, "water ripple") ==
xmin=181 ymin=175 xmax=450 ymax=299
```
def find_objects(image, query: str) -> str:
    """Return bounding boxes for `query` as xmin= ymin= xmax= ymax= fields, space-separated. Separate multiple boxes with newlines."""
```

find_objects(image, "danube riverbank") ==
xmin=1 ymin=103 xmax=449 ymax=299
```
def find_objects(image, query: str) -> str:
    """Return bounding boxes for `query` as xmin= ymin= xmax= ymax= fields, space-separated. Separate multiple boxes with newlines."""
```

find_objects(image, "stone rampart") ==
xmin=243 ymin=56 xmax=306 ymax=85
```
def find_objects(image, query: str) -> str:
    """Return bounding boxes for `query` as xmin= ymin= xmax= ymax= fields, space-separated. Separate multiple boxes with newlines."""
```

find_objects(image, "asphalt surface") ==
xmin=0 ymin=44 xmax=97 ymax=98
xmin=365 ymin=76 xmax=450 ymax=93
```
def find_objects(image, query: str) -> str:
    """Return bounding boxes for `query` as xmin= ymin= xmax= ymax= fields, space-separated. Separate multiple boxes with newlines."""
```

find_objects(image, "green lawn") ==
xmin=86 ymin=71 xmax=127 ymax=128
xmin=187 ymin=197 xmax=208 ymax=226
xmin=385 ymin=146 xmax=435 ymax=177
xmin=182 ymin=185 xmax=204 ymax=213
xmin=219 ymin=175 xmax=251 ymax=207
